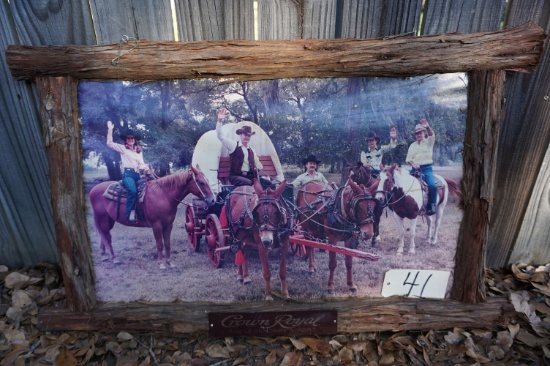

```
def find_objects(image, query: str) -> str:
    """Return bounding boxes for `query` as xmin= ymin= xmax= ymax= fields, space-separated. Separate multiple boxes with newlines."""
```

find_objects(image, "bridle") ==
xmin=377 ymin=170 xmax=417 ymax=208
xmin=345 ymin=186 xmax=376 ymax=225
xmin=252 ymin=195 xmax=289 ymax=233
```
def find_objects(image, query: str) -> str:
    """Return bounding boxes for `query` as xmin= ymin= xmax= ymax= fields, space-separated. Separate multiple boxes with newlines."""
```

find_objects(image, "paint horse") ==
xmin=375 ymin=165 xmax=461 ymax=255
xmin=89 ymin=165 xmax=216 ymax=269
xmin=225 ymin=179 xmax=291 ymax=300
xmin=295 ymin=178 xmax=378 ymax=292
xmin=348 ymin=163 xmax=382 ymax=246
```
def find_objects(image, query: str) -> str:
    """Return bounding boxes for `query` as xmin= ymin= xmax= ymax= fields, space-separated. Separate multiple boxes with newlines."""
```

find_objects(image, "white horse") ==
xmin=375 ymin=165 xmax=461 ymax=255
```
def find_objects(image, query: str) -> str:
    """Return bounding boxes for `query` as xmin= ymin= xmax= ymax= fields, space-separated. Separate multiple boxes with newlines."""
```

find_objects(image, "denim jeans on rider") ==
xmin=122 ymin=169 xmax=140 ymax=220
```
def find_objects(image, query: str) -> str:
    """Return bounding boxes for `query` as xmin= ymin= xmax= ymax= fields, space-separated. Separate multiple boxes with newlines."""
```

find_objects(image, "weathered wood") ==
xmin=422 ymin=0 xmax=506 ymax=34
xmin=258 ymin=0 xmax=301 ymax=40
xmin=488 ymin=0 xmax=550 ymax=266
xmin=451 ymin=70 xmax=505 ymax=303
xmin=9 ymin=0 xmax=96 ymax=45
xmin=173 ymin=0 xmax=253 ymax=42
xmin=35 ymin=77 xmax=96 ymax=311
xmin=302 ymin=0 xmax=338 ymax=39
xmin=89 ymin=0 xmax=174 ymax=43
xmin=340 ymin=0 xmax=422 ymax=38
xmin=513 ymin=143 xmax=550 ymax=263
xmin=37 ymin=296 xmax=515 ymax=334
xmin=6 ymin=23 xmax=545 ymax=82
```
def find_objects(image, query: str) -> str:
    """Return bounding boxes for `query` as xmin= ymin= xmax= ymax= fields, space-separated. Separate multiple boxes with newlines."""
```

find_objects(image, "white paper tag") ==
xmin=381 ymin=269 xmax=450 ymax=299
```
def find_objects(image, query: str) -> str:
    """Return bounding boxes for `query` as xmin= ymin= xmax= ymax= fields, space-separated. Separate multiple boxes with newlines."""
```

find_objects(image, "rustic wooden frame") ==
xmin=6 ymin=23 xmax=544 ymax=334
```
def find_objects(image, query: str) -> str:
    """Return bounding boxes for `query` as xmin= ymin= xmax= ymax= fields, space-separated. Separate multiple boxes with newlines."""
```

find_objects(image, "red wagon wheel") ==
xmin=185 ymin=206 xmax=202 ymax=252
xmin=205 ymin=214 xmax=225 ymax=268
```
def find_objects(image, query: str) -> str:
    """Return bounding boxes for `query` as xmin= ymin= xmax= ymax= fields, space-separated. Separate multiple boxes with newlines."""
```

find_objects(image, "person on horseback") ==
xmin=360 ymin=128 xmax=398 ymax=178
xmin=406 ymin=118 xmax=437 ymax=216
xmin=106 ymin=120 xmax=150 ymax=222
xmin=290 ymin=154 xmax=329 ymax=188
xmin=216 ymin=108 xmax=263 ymax=186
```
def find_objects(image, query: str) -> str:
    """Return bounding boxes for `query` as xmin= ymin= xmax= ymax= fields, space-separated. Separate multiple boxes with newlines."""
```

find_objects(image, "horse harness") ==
xmin=225 ymin=189 xmax=291 ymax=251
xmin=297 ymin=185 xmax=376 ymax=239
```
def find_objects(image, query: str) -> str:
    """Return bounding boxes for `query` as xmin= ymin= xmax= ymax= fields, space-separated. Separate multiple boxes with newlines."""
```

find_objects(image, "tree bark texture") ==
xmin=451 ymin=70 xmax=505 ymax=303
xmin=38 ymin=296 xmax=515 ymax=334
xmin=35 ymin=76 xmax=96 ymax=312
xmin=6 ymin=24 xmax=545 ymax=82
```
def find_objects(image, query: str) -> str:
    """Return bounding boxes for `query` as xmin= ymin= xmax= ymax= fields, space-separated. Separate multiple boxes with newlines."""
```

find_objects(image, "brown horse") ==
xmin=225 ymin=179 xmax=290 ymax=300
xmin=89 ymin=165 xmax=215 ymax=269
xmin=375 ymin=165 xmax=461 ymax=255
xmin=295 ymin=178 xmax=378 ymax=292
xmin=348 ymin=163 xmax=382 ymax=246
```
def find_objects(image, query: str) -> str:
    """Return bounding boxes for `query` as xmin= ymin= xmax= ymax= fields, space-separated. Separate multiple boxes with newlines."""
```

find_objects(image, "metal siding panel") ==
xmin=0 ymin=0 xmax=58 ymax=267
xmin=491 ymin=0 xmax=550 ymax=265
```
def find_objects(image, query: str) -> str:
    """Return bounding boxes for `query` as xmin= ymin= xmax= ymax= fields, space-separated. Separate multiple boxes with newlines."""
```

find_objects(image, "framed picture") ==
xmin=78 ymin=75 xmax=465 ymax=304
xmin=6 ymin=23 xmax=544 ymax=333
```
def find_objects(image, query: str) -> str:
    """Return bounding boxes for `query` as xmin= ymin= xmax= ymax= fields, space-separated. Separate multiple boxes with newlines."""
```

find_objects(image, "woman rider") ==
xmin=106 ymin=120 xmax=150 ymax=222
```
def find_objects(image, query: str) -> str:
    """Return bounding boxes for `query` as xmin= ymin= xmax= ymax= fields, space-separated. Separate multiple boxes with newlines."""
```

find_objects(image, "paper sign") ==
xmin=381 ymin=269 xmax=450 ymax=299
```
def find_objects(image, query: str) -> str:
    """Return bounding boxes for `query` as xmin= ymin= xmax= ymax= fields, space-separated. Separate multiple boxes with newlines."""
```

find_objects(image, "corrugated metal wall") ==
xmin=1 ymin=0 xmax=549 ymax=268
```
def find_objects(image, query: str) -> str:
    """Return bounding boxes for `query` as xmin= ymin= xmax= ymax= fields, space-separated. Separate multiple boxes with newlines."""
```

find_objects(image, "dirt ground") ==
xmin=85 ymin=166 xmax=462 ymax=303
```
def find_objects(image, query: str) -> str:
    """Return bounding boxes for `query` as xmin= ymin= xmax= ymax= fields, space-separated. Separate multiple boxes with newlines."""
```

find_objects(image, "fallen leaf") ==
xmin=231 ymin=356 xmax=247 ymax=366
xmin=265 ymin=350 xmax=277 ymax=366
xmin=55 ymin=347 xmax=77 ymax=366
xmin=329 ymin=339 xmax=343 ymax=350
xmin=205 ymin=344 xmax=230 ymax=358
xmin=289 ymin=337 xmax=307 ymax=350
xmin=11 ymin=290 xmax=33 ymax=308
xmin=117 ymin=332 xmax=134 ymax=341
xmin=516 ymin=329 xmax=550 ymax=347
xmin=379 ymin=352 xmax=395 ymax=365
xmin=0 ymin=345 xmax=28 ymax=366
xmin=347 ymin=339 xmax=369 ymax=352
xmin=4 ymin=273 xmax=42 ymax=289
xmin=299 ymin=337 xmax=330 ymax=355
xmin=496 ymin=331 xmax=513 ymax=350
xmin=279 ymin=351 xmax=302 ymax=366
xmin=508 ymin=324 xmax=520 ymax=338
xmin=531 ymin=282 xmax=550 ymax=297
xmin=338 ymin=347 xmax=354 ymax=362
xmin=511 ymin=264 xmax=531 ymax=280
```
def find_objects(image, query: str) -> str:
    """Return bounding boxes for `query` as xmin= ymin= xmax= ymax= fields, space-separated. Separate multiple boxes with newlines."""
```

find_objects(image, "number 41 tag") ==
xmin=381 ymin=270 xmax=451 ymax=299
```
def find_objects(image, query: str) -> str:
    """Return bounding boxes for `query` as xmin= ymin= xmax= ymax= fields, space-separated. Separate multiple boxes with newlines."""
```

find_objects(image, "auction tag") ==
xmin=381 ymin=269 xmax=450 ymax=299
xmin=209 ymin=310 xmax=337 ymax=337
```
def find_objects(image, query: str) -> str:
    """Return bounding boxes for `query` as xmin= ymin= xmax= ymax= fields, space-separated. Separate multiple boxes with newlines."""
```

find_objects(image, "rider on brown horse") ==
xmin=106 ymin=120 xmax=150 ymax=222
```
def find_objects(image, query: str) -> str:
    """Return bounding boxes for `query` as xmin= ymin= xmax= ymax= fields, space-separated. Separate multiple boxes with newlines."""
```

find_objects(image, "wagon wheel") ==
xmin=185 ymin=206 xmax=201 ymax=252
xmin=205 ymin=214 xmax=225 ymax=268
xmin=290 ymin=220 xmax=309 ymax=259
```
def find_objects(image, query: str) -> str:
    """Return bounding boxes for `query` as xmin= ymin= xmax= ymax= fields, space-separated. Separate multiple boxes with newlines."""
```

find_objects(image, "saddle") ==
xmin=102 ymin=178 xmax=147 ymax=203
xmin=410 ymin=171 xmax=443 ymax=208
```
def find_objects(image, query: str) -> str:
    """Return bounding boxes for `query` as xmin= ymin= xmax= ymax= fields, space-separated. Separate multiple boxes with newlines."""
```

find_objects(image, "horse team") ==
xmin=90 ymin=161 xmax=460 ymax=301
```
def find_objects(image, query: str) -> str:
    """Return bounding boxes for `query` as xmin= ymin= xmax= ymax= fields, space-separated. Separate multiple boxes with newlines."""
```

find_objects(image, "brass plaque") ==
xmin=209 ymin=310 xmax=337 ymax=337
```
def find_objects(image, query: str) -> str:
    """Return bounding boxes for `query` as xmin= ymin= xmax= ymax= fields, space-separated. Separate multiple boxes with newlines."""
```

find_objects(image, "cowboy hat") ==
xmin=413 ymin=124 xmax=426 ymax=134
xmin=235 ymin=125 xmax=255 ymax=136
xmin=119 ymin=128 xmax=142 ymax=141
xmin=302 ymin=154 xmax=321 ymax=165
xmin=366 ymin=131 xmax=381 ymax=143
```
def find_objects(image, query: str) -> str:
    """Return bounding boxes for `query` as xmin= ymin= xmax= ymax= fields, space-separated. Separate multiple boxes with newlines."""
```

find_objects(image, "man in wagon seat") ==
xmin=216 ymin=107 xmax=263 ymax=186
